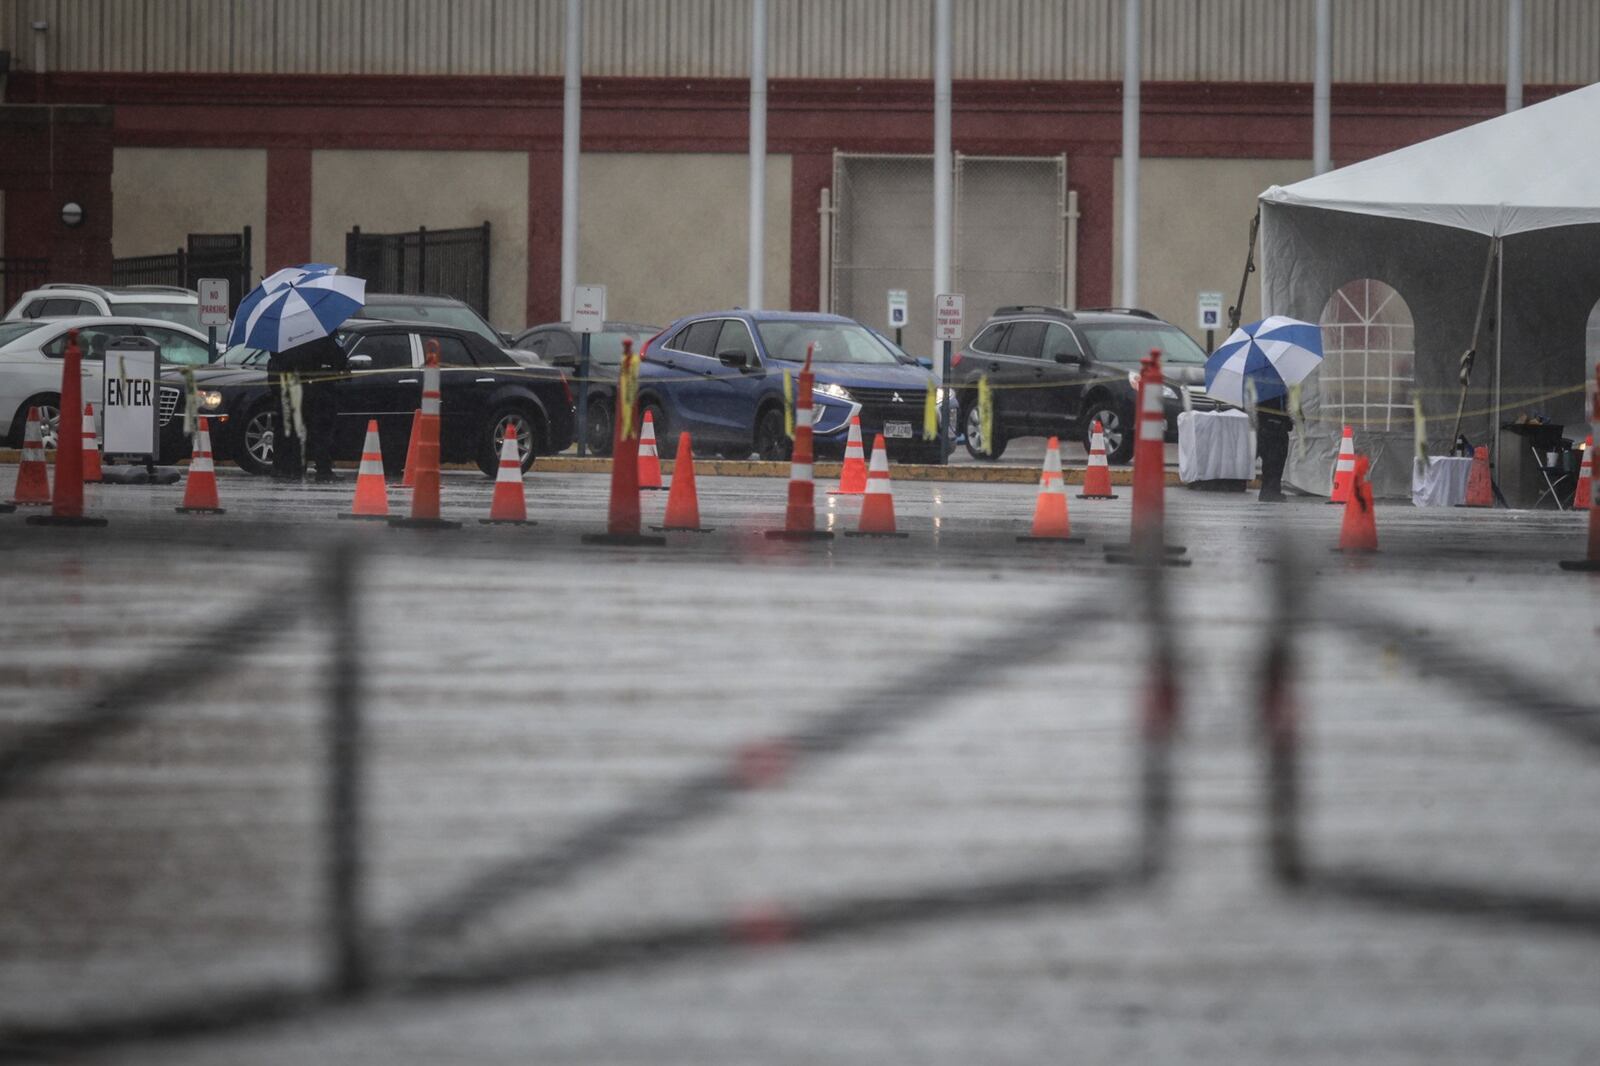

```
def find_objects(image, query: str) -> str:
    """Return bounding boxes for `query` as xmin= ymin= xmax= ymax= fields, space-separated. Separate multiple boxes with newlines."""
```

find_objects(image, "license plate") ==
xmin=883 ymin=421 xmax=913 ymax=439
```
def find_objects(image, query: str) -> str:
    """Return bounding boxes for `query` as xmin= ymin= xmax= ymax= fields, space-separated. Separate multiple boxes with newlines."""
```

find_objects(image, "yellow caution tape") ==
xmin=922 ymin=385 xmax=938 ymax=441
xmin=978 ymin=374 xmax=993 ymax=452
xmin=617 ymin=352 xmax=638 ymax=440
xmin=783 ymin=370 xmax=794 ymax=439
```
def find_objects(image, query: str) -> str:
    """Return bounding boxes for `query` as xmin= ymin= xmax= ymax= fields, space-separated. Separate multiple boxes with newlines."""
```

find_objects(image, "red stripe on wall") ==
xmin=265 ymin=148 xmax=312 ymax=270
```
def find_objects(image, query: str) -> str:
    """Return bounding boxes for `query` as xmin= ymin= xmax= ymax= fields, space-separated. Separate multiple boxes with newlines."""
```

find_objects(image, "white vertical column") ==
xmin=1120 ymin=0 xmax=1140 ymax=305
xmin=560 ymin=0 xmax=582 ymax=322
xmin=747 ymin=0 xmax=768 ymax=310
xmin=1506 ymin=0 xmax=1524 ymax=112
xmin=933 ymin=0 xmax=952 ymax=309
xmin=1314 ymin=0 xmax=1331 ymax=174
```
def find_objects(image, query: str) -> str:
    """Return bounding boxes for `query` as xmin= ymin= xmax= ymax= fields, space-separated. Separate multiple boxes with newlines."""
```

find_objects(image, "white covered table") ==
xmin=1177 ymin=410 xmax=1254 ymax=483
xmin=1411 ymin=455 xmax=1473 ymax=506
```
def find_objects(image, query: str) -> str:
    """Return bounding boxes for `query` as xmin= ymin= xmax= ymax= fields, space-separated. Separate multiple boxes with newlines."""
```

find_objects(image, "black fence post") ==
xmin=417 ymin=226 xmax=428 ymax=294
xmin=346 ymin=226 xmax=360 ymax=278
xmin=480 ymin=220 xmax=491 ymax=319
xmin=240 ymin=225 xmax=253 ymax=304
xmin=322 ymin=540 xmax=369 ymax=998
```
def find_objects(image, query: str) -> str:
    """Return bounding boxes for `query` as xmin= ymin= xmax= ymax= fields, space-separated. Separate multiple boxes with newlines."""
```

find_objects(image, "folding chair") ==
xmin=1531 ymin=444 xmax=1575 ymax=510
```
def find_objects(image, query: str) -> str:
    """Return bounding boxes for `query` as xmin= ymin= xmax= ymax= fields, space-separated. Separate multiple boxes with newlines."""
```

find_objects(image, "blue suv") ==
xmin=638 ymin=310 xmax=953 ymax=462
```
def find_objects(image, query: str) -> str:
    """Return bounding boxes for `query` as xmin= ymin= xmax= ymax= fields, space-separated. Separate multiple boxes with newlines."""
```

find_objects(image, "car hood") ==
xmin=773 ymin=360 xmax=936 ymax=391
xmin=159 ymin=365 xmax=265 ymax=387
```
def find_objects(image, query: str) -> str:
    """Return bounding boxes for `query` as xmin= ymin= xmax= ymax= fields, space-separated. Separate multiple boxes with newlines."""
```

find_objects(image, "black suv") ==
xmin=953 ymin=306 xmax=1225 ymax=463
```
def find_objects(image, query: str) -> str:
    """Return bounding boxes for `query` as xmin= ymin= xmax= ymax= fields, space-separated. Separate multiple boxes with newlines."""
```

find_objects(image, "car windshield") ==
xmin=217 ymin=345 xmax=270 ymax=367
xmin=0 ymin=321 xmax=46 ymax=348
xmin=1076 ymin=322 xmax=1209 ymax=366
xmin=754 ymin=320 xmax=900 ymax=365
xmin=362 ymin=302 xmax=499 ymax=345
xmin=591 ymin=329 xmax=654 ymax=367
xmin=111 ymin=301 xmax=203 ymax=330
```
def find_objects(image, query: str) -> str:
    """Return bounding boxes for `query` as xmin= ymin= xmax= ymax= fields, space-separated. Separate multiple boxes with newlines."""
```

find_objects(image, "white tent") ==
xmin=1259 ymin=81 xmax=1600 ymax=498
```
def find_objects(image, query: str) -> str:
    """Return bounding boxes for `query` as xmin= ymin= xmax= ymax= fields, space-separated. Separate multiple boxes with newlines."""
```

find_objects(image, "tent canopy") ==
xmin=1262 ymin=82 xmax=1600 ymax=237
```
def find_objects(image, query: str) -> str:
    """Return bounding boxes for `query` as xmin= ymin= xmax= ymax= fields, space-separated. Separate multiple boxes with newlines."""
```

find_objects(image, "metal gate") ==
xmin=0 ymin=256 xmax=48 ymax=310
xmin=829 ymin=152 xmax=1066 ymax=358
xmin=110 ymin=228 xmax=252 ymax=313
xmin=345 ymin=223 xmax=491 ymax=317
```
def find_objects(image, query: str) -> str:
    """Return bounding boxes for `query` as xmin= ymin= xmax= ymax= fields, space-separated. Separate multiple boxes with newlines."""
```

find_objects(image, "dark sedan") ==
xmin=163 ymin=320 xmax=574 ymax=477
xmin=511 ymin=320 xmax=658 ymax=456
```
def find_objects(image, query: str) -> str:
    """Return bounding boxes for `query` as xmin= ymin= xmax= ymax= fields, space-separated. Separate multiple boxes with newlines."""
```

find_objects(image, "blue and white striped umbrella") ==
xmin=1203 ymin=316 xmax=1324 ymax=407
xmin=227 ymin=266 xmax=365 ymax=352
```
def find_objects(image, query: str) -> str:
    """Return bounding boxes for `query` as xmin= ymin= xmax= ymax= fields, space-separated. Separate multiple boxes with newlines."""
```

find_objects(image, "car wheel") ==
xmin=1081 ymin=399 xmax=1134 ymax=464
xmin=962 ymin=395 xmax=1007 ymax=461
xmin=237 ymin=401 xmax=275 ymax=475
xmin=754 ymin=405 xmax=791 ymax=462
xmin=640 ymin=400 xmax=676 ymax=459
xmin=14 ymin=395 xmax=62 ymax=450
xmin=479 ymin=404 xmax=543 ymax=477
xmin=585 ymin=398 xmax=613 ymax=457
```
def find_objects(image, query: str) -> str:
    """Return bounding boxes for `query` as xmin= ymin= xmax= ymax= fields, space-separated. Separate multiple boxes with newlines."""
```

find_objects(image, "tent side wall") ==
xmin=1262 ymin=201 xmax=1500 ymax=499
xmin=1500 ymin=224 xmax=1600 ymax=431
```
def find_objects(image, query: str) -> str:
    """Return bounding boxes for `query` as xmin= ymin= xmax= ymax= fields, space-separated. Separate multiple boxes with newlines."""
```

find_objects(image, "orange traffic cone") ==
xmin=176 ymin=417 xmax=226 ymax=513
xmin=400 ymin=409 xmax=422 ymax=488
xmin=26 ymin=330 xmax=105 ymax=527
xmin=1328 ymin=425 xmax=1356 ymax=504
xmin=637 ymin=409 xmax=664 ymax=489
xmin=390 ymin=340 xmax=461 ymax=530
xmin=1077 ymin=418 xmax=1118 ymax=499
xmin=654 ymin=431 xmax=712 ymax=532
xmin=846 ymin=433 xmax=908 ymax=538
xmin=1106 ymin=352 xmax=1188 ymax=565
xmin=81 ymin=403 xmax=102 ymax=483
xmin=1018 ymin=436 xmax=1081 ymax=542
xmin=1461 ymin=445 xmax=1493 ymax=507
xmin=1572 ymin=437 xmax=1592 ymax=512
xmin=11 ymin=406 xmax=51 ymax=506
xmin=583 ymin=340 xmax=665 ymax=546
xmin=1336 ymin=454 xmax=1379 ymax=554
xmin=481 ymin=431 xmax=532 ymax=524
xmin=340 ymin=419 xmax=390 ymax=520
xmin=830 ymin=415 xmax=867 ymax=495
xmin=765 ymin=344 xmax=833 ymax=541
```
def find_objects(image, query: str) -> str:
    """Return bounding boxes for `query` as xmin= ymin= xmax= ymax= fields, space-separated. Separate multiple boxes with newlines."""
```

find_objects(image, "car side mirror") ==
xmin=915 ymin=357 xmax=934 ymax=370
xmin=348 ymin=354 xmax=372 ymax=368
xmin=549 ymin=352 xmax=578 ymax=368
xmin=717 ymin=349 xmax=751 ymax=369
xmin=1053 ymin=350 xmax=1084 ymax=364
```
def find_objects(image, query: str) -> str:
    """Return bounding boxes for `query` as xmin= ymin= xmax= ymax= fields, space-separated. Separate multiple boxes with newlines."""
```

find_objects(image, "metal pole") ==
xmin=747 ymin=0 xmax=767 ymax=310
xmin=560 ymin=0 xmax=582 ymax=322
xmin=576 ymin=331 xmax=591 ymax=457
xmin=1064 ymin=188 xmax=1079 ymax=310
xmin=1120 ymin=0 xmax=1140 ymax=305
xmin=817 ymin=187 xmax=833 ymax=312
xmin=1506 ymin=0 xmax=1524 ymax=112
xmin=1313 ymin=0 xmax=1331 ymax=175
xmin=323 ymin=541 xmax=368 ymax=998
xmin=932 ymin=0 xmax=952 ymax=304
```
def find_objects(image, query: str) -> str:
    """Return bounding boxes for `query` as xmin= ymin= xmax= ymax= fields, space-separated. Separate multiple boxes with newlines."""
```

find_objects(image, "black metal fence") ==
xmin=345 ymin=222 xmax=491 ymax=317
xmin=110 ymin=228 xmax=252 ymax=313
xmin=0 ymin=256 xmax=49 ymax=310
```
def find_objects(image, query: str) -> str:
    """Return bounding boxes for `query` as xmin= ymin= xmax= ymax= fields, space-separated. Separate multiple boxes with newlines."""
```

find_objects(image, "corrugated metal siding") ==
xmin=2 ymin=0 xmax=1596 ymax=85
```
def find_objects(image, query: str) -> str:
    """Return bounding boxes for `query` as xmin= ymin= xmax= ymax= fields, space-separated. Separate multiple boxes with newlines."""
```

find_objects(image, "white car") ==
xmin=0 ymin=317 xmax=215 ymax=449
xmin=4 ymin=283 xmax=202 ymax=332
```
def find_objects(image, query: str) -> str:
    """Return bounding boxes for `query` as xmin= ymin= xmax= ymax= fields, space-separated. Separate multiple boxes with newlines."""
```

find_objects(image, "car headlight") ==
xmin=936 ymin=386 xmax=949 ymax=405
xmin=198 ymin=390 xmax=224 ymax=410
xmin=1127 ymin=370 xmax=1141 ymax=390
xmin=815 ymin=383 xmax=851 ymax=402
xmin=1162 ymin=384 xmax=1179 ymax=400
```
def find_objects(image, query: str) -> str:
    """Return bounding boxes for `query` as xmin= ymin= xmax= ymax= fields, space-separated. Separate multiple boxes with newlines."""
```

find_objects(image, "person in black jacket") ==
xmin=280 ymin=333 xmax=349 ymax=482
xmin=1256 ymin=390 xmax=1291 ymax=502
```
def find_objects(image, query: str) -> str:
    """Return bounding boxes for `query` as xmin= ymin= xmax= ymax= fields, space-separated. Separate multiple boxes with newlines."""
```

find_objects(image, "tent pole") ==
xmin=1227 ymin=208 xmax=1260 ymax=332
xmin=1451 ymin=236 xmax=1499 ymax=449
xmin=1492 ymin=244 xmax=1503 ymax=469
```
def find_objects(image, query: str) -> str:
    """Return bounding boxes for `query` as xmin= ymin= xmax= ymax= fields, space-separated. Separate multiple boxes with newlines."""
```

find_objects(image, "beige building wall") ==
xmin=310 ymin=150 xmax=528 ymax=328
xmin=578 ymin=152 xmax=791 ymax=328
xmin=111 ymin=147 xmax=267 ymax=288
xmin=1113 ymin=157 xmax=1315 ymax=340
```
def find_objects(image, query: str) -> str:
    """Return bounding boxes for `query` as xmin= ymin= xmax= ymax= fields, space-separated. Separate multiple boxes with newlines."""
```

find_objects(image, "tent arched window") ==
xmin=1317 ymin=279 xmax=1415 ymax=431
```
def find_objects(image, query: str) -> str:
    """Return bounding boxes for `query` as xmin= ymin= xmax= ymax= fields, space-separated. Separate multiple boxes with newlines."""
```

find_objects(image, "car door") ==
xmin=1030 ymin=321 xmax=1090 ymax=434
xmin=993 ymin=320 xmax=1052 ymax=430
xmin=427 ymin=332 xmax=499 ymax=458
xmin=963 ymin=322 xmax=1030 ymax=433
xmin=341 ymin=329 xmax=422 ymax=456
xmin=40 ymin=323 xmax=142 ymax=436
xmin=648 ymin=319 xmax=727 ymax=440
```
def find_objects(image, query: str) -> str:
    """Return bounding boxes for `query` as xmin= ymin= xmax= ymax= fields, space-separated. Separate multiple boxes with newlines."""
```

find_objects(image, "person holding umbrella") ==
xmin=228 ymin=265 xmax=366 ymax=481
xmin=1203 ymin=316 xmax=1325 ymax=502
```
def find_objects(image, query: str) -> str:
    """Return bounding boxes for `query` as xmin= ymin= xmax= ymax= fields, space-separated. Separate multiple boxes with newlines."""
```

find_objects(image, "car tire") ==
xmin=640 ymin=400 xmax=676 ymax=459
xmin=13 ymin=394 xmax=61 ymax=450
xmin=235 ymin=401 xmax=276 ymax=475
xmin=754 ymin=405 xmax=791 ymax=462
xmin=585 ymin=397 xmax=614 ymax=457
xmin=1081 ymin=398 xmax=1135 ymax=464
xmin=479 ymin=403 xmax=543 ymax=478
xmin=962 ymin=394 xmax=1007 ymax=461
